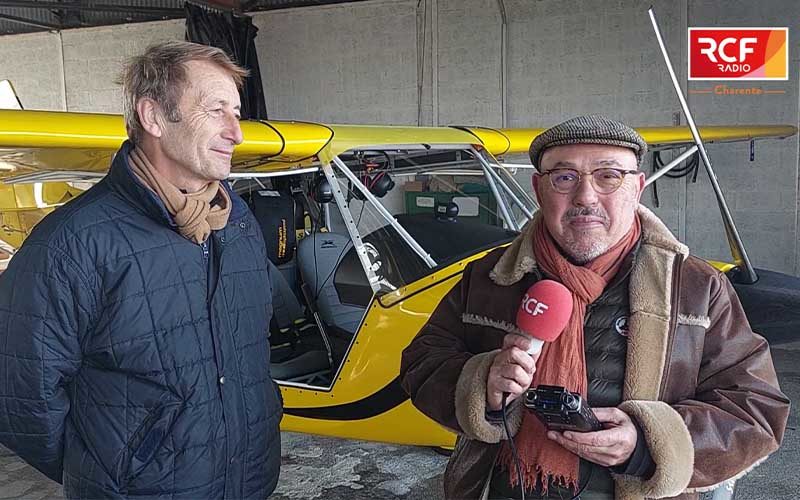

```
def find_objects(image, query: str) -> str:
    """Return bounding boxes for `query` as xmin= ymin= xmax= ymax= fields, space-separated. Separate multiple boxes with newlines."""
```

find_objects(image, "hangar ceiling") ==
xmin=0 ymin=0 xmax=368 ymax=35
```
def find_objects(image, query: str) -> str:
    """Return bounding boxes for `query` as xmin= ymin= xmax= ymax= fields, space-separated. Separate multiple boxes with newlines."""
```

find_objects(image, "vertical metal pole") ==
xmin=497 ymin=166 xmax=540 ymax=213
xmin=649 ymin=7 xmax=757 ymax=283
xmin=475 ymin=150 xmax=535 ymax=221
xmin=431 ymin=0 xmax=439 ymax=126
xmin=474 ymin=147 xmax=518 ymax=230
xmin=320 ymin=162 xmax=381 ymax=293
xmin=496 ymin=0 xmax=508 ymax=128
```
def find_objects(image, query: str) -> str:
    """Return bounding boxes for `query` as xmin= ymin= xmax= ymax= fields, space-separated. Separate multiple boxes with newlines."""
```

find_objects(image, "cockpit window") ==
xmin=330 ymin=147 xmax=532 ymax=293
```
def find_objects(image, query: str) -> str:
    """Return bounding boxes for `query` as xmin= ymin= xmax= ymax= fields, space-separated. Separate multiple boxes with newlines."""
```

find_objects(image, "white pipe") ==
xmin=496 ymin=0 xmax=508 ymax=128
xmin=643 ymin=146 xmax=698 ymax=188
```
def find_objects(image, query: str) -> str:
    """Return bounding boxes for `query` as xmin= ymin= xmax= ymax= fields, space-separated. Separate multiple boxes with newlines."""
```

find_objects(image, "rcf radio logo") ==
xmin=689 ymin=28 xmax=788 ymax=80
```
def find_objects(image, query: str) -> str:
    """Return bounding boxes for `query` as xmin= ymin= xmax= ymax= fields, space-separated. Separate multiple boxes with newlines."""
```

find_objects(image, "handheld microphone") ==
xmin=505 ymin=280 xmax=573 ymax=500
xmin=515 ymin=279 xmax=573 ymax=354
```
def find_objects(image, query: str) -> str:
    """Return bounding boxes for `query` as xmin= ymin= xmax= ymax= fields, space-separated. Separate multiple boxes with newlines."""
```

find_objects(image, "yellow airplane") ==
xmin=0 ymin=106 xmax=797 ymax=450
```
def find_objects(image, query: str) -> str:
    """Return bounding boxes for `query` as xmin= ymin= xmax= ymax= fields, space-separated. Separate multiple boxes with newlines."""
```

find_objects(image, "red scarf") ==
xmin=498 ymin=214 xmax=641 ymax=494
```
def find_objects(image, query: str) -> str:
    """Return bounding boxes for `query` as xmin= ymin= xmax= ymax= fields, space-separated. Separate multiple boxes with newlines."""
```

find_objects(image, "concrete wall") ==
xmin=686 ymin=0 xmax=800 ymax=274
xmin=0 ymin=31 xmax=65 ymax=110
xmin=0 ymin=0 xmax=798 ymax=274
xmin=0 ymin=19 xmax=183 ymax=113
xmin=255 ymin=0 xmax=419 ymax=124
xmin=61 ymin=21 xmax=184 ymax=113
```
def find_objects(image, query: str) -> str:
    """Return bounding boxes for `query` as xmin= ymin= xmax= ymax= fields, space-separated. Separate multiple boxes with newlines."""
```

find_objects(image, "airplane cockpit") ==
xmin=231 ymin=145 xmax=537 ymax=390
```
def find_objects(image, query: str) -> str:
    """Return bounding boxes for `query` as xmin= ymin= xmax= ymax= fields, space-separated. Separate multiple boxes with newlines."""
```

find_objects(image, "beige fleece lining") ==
xmin=615 ymin=400 xmax=694 ymax=499
xmin=625 ymin=244 xmax=674 ymax=398
xmin=455 ymin=350 xmax=523 ymax=443
xmin=637 ymin=206 xmax=689 ymax=257
xmin=617 ymin=207 xmax=694 ymax=499
xmin=489 ymin=219 xmax=537 ymax=286
xmin=677 ymin=314 xmax=711 ymax=329
xmin=462 ymin=313 xmax=526 ymax=337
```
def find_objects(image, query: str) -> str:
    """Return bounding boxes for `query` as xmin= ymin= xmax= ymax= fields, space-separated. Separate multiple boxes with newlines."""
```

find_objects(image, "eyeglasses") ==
xmin=540 ymin=168 xmax=639 ymax=194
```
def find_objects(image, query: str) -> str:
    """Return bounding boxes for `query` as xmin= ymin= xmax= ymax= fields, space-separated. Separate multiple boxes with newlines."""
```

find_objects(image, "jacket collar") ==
xmin=106 ymin=140 xmax=248 ymax=229
xmin=489 ymin=205 xmax=688 ymax=286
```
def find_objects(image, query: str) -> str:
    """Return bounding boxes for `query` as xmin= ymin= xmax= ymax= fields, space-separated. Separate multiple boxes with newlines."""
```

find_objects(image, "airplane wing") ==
xmin=0 ymin=107 xmax=796 ymax=250
xmin=459 ymin=125 xmax=798 ymax=156
xmin=0 ymin=109 xmax=336 ymax=179
xmin=2 ymin=108 xmax=796 ymax=180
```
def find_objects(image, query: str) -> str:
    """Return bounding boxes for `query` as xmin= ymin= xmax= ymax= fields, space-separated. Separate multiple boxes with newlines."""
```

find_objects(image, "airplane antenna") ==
xmin=648 ymin=7 xmax=758 ymax=284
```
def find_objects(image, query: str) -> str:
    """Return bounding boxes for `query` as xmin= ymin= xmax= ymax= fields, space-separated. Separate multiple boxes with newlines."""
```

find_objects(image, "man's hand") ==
xmin=546 ymin=407 xmax=637 ymax=466
xmin=486 ymin=334 xmax=539 ymax=411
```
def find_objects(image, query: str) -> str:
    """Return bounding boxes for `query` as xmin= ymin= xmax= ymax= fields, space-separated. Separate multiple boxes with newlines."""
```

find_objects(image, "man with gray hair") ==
xmin=0 ymin=41 xmax=282 ymax=498
xmin=401 ymin=115 xmax=788 ymax=499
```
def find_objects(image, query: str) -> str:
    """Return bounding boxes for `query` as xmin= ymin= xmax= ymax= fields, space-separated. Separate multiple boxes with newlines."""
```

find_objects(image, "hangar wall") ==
xmin=0 ymin=31 xmax=65 ymax=110
xmin=0 ymin=20 xmax=184 ymax=112
xmin=60 ymin=20 xmax=185 ymax=113
xmin=686 ymin=0 xmax=800 ymax=275
xmin=0 ymin=0 xmax=797 ymax=276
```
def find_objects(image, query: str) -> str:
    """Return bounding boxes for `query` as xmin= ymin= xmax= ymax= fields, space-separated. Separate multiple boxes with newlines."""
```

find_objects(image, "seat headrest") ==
xmin=248 ymin=190 xmax=297 ymax=265
xmin=313 ymin=176 xmax=334 ymax=204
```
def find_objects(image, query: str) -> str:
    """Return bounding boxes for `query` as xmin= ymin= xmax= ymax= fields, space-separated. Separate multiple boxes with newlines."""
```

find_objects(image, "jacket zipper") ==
xmin=201 ymin=240 xmax=210 ymax=302
xmin=658 ymin=254 xmax=683 ymax=398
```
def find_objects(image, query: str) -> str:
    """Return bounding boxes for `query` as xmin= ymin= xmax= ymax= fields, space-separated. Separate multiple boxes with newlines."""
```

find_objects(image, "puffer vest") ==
xmin=581 ymin=262 xmax=633 ymax=496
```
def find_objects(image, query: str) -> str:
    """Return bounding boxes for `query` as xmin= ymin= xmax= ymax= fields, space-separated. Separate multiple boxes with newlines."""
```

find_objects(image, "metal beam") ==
xmin=189 ymin=0 xmax=242 ymax=12
xmin=250 ymin=0 xmax=371 ymax=10
xmin=0 ymin=12 xmax=60 ymax=29
xmin=644 ymin=146 xmax=698 ymax=188
xmin=321 ymin=160 xmax=383 ymax=293
xmin=0 ymin=1 xmax=183 ymax=16
xmin=649 ymin=7 xmax=757 ymax=284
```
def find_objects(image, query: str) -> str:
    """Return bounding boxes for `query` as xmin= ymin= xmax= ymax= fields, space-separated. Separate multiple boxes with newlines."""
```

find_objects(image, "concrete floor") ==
xmin=1 ymin=340 xmax=798 ymax=499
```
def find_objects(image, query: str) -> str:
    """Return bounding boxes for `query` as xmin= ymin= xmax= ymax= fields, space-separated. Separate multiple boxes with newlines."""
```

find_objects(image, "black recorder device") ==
xmin=524 ymin=385 xmax=602 ymax=432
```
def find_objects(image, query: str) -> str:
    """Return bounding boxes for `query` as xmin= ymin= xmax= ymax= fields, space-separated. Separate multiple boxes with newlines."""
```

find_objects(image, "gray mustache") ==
xmin=564 ymin=208 xmax=608 ymax=221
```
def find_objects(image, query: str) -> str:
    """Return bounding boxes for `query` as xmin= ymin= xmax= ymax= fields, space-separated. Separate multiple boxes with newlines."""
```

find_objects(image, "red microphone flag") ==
xmin=515 ymin=279 xmax=573 ymax=354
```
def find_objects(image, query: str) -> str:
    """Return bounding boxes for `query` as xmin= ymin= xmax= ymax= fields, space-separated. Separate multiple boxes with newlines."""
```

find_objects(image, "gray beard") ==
xmin=562 ymin=239 xmax=609 ymax=265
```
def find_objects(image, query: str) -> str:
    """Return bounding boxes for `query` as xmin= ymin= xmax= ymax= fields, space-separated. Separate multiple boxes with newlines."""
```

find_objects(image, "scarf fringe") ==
xmin=498 ymin=447 xmax=580 ymax=495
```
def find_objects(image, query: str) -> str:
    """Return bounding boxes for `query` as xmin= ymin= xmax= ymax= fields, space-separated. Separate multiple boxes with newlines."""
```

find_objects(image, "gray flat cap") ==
xmin=529 ymin=114 xmax=648 ymax=170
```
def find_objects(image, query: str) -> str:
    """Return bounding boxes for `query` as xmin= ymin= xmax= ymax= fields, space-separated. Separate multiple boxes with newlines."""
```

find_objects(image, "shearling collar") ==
xmin=489 ymin=205 xmax=689 ymax=286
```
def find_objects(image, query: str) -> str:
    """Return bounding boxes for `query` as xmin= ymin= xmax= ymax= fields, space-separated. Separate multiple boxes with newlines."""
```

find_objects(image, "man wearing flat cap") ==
xmin=401 ymin=115 xmax=788 ymax=499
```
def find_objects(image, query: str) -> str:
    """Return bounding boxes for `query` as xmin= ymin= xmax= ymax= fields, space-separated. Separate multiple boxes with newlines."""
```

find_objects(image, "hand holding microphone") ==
xmin=487 ymin=334 xmax=540 ymax=411
xmin=486 ymin=280 xmax=573 ymax=411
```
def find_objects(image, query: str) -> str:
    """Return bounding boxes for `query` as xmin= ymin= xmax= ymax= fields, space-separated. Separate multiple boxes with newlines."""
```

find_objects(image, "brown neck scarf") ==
xmin=499 ymin=213 xmax=641 ymax=494
xmin=128 ymin=147 xmax=231 ymax=244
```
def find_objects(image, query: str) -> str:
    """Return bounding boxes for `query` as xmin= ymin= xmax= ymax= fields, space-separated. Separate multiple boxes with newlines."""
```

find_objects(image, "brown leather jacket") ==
xmin=400 ymin=206 xmax=789 ymax=500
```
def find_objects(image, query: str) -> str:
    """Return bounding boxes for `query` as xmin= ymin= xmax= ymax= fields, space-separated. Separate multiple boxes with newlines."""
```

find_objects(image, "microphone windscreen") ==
xmin=516 ymin=279 xmax=573 ymax=342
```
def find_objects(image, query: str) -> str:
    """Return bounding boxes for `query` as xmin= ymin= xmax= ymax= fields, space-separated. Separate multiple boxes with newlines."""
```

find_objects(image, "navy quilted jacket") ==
xmin=0 ymin=141 xmax=282 ymax=499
